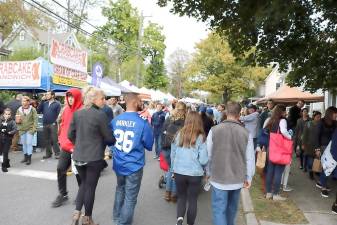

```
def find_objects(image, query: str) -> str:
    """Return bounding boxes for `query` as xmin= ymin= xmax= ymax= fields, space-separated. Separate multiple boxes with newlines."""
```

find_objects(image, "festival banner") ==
xmin=50 ymin=39 xmax=87 ymax=73
xmin=52 ymin=64 xmax=88 ymax=88
xmin=0 ymin=60 xmax=41 ymax=87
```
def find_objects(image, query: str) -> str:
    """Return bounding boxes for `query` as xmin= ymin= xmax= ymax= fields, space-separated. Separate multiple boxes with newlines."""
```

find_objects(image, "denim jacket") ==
xmin=171 ymin=133 xmax=208 ymax=176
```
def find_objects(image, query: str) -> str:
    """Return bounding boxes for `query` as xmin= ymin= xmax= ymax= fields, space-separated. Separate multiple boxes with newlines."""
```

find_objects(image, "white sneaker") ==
xmin=273 ymin=194 xmax=287 ymax=201
xmin=265 ymin=193 xmax=273 ymax=199
xmin=283 ymin=186 xmax=293 ymax=192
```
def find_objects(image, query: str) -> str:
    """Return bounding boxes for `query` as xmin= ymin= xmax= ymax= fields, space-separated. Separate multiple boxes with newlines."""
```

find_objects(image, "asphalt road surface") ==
xmin=0 ymin=151 xmax=244 ymax=225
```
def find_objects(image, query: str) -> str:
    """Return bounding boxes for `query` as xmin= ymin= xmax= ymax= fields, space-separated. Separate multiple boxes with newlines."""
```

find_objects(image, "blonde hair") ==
xmin=82 ymin=86 xmax=105 ymax=108
xmin=171 ymin=102 xmax=187 ymax=121
xmin=22 ymin=96 xmax=30 ymax=101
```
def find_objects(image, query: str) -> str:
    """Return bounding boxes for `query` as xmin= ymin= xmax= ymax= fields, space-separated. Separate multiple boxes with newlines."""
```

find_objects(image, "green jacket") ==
xmin=16 ymin=106 xmax=38 ymax=135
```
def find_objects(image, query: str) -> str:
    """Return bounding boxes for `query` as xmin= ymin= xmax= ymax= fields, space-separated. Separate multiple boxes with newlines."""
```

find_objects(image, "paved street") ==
xmin=0 ymin=151 xmax=244 ymax=225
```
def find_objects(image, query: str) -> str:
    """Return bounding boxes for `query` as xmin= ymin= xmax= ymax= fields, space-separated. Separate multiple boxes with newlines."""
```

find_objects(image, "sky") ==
xmin=85 ymin=0 xmax=210 ymax=63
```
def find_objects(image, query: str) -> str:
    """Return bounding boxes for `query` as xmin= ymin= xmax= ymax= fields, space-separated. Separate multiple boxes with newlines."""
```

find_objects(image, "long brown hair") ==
xmin=266 ymin=104 xmax=286 ymax=129
xmin=178 ymin=111 xmax=205 ymax=148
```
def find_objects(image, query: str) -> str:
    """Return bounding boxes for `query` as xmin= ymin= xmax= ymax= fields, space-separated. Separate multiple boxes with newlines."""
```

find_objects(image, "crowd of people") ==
xmin=1 ymin=88 xmax=337 ymax=225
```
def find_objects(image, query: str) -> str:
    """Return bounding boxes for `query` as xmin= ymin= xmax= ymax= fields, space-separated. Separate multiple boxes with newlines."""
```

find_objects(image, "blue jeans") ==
xmin=320 ymin=170 xmax=329 ymax=188
xmin=211 ymin=187 xmax=241 ymax=225
xmin=113 ymin=169 xmax=143 ymax=225
xmin=305 ymin=156 xmax=314 ymax=171
xmin=162 ymin=149 xmax=176 ymax=193
xmin=265 ymin=160 xmax=285 ymax=194
xmin=20 ymin=132 xmax=33 ymax=155
xmin=154 ymin=135 xmax=162 ymax=158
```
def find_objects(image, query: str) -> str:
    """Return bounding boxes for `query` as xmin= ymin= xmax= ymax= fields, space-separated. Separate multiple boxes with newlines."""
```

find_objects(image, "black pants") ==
xmin=175 ymin=173 xmax=202 ymax=225
xmin=75 ymin=160 xmax=105 ymax=216
xmin=57 ymin=150 xmax=81 ymax=196
xmin=43 ymin=124 xmax=60 ymax=156
xmin=0 ymin=137 xmax=11 ymax=165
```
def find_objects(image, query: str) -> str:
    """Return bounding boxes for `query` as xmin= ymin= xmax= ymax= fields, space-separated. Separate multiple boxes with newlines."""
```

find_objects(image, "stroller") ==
xmin=158 ymin=152 xmax=169 ymax=189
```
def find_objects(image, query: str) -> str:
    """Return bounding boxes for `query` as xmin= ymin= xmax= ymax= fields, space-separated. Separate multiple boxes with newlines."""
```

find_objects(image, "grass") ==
xmin=250 ymin=172 xmax=309 ymax=224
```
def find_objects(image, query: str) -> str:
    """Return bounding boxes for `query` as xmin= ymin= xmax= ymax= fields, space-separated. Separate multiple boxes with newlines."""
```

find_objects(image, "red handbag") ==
xmin=159 ymin=152 xmax=169 ymax=172
xmin=269 ymin=129 xmax=293 ymax=165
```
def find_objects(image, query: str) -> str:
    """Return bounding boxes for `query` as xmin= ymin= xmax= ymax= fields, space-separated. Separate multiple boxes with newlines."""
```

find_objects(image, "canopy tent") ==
xmin=257 ymin=85 xmax=324 ymax=104
xmin=180 ymin=97 xmax=203 ymax=104
xmin=166 ymin=93 xmax=176 ymax=101
xmin=0 ymin=58 xmax=70 ymax=93
xmin=119 ymin=81 xmax=151 ymax=100
xmin=101 ymin=77 xmax=132 ymax=93
xmin=86 ymin=76 xmax=121 ymax=96
xmin=119 ymin=80 xmax=141 ymax=93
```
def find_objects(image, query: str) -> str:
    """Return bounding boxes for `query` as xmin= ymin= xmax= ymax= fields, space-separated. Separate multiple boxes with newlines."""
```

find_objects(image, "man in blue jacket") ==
xmin=110 ymin=93 xmax=154 ymax=225
xmin=37 ymin=91 xmax=61 ymax=159
xmin=151 ymin=103 xmax=166 ymax=159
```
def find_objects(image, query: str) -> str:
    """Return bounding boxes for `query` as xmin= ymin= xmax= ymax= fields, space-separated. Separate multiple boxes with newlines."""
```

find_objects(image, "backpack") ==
xmin=161 ymin=119 xmax=184 ymax=149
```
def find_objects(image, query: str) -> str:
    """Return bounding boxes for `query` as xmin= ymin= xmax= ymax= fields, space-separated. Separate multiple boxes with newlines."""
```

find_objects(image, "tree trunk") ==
xmin=76 ymin=0 xmax=88 ymax=34
xmin=223 ymin=89 xmax=230 ymax=103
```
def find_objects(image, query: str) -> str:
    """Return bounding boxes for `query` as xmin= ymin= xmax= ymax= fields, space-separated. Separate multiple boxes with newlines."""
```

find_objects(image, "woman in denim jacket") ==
xmin=171 ymin=111 xmax=208 ymax=225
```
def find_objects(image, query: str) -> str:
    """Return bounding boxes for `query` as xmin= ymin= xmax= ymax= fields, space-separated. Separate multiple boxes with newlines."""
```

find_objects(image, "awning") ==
xmin=257 ymin=85 xmax=324 ymax=104
xmin=0 ymin=58 xmax=70 ymax=93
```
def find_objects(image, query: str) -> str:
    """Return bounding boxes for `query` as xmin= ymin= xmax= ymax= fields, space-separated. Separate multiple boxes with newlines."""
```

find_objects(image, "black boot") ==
xmin=2 ymin=163 xmax=8 ymax=172
xmin=4 ymin=159 xmax=10 ymax=168
xmin=21 ymin=154 xmax=28 ymax=163
xmin=26 ymin=155 xmax=31 ymax=165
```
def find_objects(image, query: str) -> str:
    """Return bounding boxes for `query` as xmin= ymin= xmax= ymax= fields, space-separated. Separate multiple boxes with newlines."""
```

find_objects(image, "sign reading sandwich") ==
xmin=0 ymin=60 xmax=41 ymax=87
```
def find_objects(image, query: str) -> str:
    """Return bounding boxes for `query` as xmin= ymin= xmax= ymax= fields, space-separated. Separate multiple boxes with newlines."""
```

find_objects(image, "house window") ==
xmin=66 ymin=36 xmax=74 ymax=47
xmin=19 ymin=30 xmax=25 ymax=41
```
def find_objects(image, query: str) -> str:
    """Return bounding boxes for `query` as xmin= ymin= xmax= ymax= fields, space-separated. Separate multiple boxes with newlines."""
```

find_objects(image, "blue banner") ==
xmin=92 ymin=62 xmax=104 ymax=87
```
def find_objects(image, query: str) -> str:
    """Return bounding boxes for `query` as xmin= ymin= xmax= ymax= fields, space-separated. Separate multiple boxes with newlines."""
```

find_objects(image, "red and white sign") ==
xmin=50 ymin=39 xmax=87 ymax=73
xmin=0 ymin=61 xmax=41 ymax=87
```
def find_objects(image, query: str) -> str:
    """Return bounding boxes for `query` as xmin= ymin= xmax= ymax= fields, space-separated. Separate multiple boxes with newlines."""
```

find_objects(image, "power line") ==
xmin=23 ymin=0 xmax=141 ymax=57
xmin=49 ymin=0 xmax=141 ymax=54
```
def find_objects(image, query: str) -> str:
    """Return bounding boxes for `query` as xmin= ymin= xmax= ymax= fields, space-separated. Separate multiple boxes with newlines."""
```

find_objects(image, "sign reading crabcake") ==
xmin=50 ymin=39 xmax=87 ymax=73
xmin=0 ymin=60 xmax=41 ymax=87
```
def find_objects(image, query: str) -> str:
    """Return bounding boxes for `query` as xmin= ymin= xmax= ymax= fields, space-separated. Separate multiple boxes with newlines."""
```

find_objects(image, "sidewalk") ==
xmin=242 ymin=158 xmax=337 ymax=225
xmin=286 ymin=159 xmax=337 ymax=225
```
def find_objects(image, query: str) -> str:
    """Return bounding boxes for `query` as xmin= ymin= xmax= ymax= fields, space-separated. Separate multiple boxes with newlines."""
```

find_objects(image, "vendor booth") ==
xmin=257 ymin=85 xmax=324 ymax=104
xmin=0 ymin=58 xmax=71 ymax=92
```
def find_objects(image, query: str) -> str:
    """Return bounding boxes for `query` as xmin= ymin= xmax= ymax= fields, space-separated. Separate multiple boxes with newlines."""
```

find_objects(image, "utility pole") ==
xmin=136 ymin=12 xmax=144 ymax=87
xmin=136 ymin=11 xmax=151 ymax=87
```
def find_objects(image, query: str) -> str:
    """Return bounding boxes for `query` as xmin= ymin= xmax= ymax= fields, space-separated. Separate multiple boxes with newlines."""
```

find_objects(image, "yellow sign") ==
xmin=53 ymin=74 xmax=87 ymax=88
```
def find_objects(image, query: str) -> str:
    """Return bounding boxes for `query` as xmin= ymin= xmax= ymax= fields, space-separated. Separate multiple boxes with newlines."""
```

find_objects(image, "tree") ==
xmin=0 ymin=0 xmax=54 ymax=39
xmin=100 ymin=0 xmax=139 ymax=62
xmin=6 ymin=48 xmax=44 ymax=61
xmin=184 ymin=33 xmax=269 ymax=102
xmin=142 ymin=23 xmax=168 ymax=89
xmin=63 ymin=0 xmax=102 ymax=33
xmin=158 ymin=0 xmax=337 ymax=92
xmin=167 ymin=48 xmax=190 ymax=98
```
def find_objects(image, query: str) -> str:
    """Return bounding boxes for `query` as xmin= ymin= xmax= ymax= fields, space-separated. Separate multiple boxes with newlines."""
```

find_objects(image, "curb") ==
xmin=240 ymin=188 xmax=311 ymax=225
xmin=241 ymin=188 xmax=259 ymax=225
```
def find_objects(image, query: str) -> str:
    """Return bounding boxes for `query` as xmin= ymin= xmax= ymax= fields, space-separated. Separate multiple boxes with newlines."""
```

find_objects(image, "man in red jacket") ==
xmin=52 ymin=88 xmax=83 ymax=208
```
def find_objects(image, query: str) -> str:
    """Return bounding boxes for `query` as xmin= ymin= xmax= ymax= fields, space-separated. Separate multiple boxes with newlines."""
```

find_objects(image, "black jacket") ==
xmin=0 ymin=116 xmax=17 ymax=140
xmin=68 ymin=105 xmax=116 ymax=162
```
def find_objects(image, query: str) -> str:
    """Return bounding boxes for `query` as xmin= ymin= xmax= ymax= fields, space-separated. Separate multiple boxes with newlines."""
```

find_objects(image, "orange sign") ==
xmin=0 ymin=60 xmax=41 ymax=87
xmin=50 ymin=39 xmax=87 ymax=72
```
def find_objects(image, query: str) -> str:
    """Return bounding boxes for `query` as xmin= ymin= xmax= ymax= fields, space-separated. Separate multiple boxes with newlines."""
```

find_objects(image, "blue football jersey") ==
xmin=110 ymin=112 xmax=154 ymax=175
